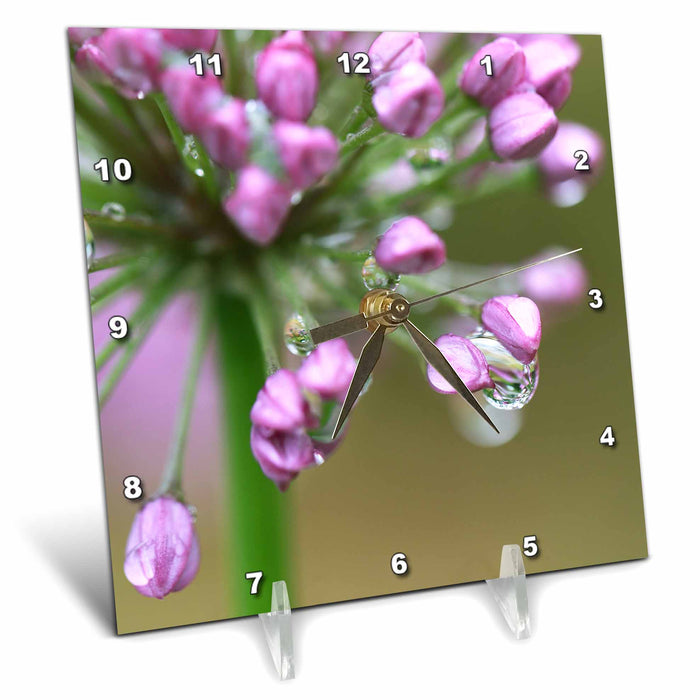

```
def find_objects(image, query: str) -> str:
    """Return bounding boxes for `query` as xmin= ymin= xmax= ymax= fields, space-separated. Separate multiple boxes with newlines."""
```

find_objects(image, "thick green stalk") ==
xmin=215 ymin=292 xmax=291 ymax=617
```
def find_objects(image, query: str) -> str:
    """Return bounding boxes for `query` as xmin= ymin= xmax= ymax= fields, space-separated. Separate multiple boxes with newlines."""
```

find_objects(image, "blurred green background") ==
xmin=95 ymin=33 xmax=646 ymax=633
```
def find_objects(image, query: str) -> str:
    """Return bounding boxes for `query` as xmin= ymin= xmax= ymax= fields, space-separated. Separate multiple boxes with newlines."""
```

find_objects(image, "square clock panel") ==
xmin=68 ymin=28 xmax=646 ymax=634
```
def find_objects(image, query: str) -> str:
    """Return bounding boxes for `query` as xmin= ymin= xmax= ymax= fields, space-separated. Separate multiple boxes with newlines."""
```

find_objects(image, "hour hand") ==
xmin=332 ymin=325 xmax=386 ymax=439
xmin=402 ymin=320 xmax=499 ymax=434
xmin=310 ymin=314 xmax=368 ymax=345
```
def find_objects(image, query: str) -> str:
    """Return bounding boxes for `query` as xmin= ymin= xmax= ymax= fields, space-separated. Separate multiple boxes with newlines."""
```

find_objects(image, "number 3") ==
xmin=588 ymin=288 xmax=604 ymax=309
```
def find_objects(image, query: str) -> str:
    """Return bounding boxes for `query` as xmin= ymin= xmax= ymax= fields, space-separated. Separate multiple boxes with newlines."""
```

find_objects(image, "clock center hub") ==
xmin=360 ymin=289 xmax=410 ymax=332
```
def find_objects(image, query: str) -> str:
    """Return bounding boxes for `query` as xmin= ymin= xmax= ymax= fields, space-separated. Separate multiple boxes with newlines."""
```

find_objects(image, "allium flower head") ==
xmin=375 ymin=216 xmax=446 ymax=274
xmin=459 ymin=38 xmax=526 ymax=107
xmin=124 ymin=496 xmax=200 ymax=599
xmin=537 ymin=122 xmax=604 ymax=185
xmin=426 ymin=334 xmax=494 ymax=394
xmin=273 ymin=121 xmax=339 ymax=189
xmin=250 ymin=368 xmax=317 ymax=432
xmin=256 ymin=31 xmax=319 ymax=122
xmin=223 ymin=165 xmax=292 ymax=245
xmin=368 ymin=32 xmax=427 ymax=79
xmin=481 ymin=295 xmax=541 ymax=364
xmin=297 ymin=339 xmax=356 ymax=402
xmin=160 ymin=29 xmax=219 ymax=52
xmin=372 ymin=61 xmax=445 ymax=138
xmin=488 ymin=91 xmax=558 ymax=160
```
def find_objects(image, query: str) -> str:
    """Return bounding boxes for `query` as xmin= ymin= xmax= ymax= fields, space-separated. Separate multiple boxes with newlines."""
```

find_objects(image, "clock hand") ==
xmin=409 ymin=248 xmax=583 ymax=308
xmin=402 ymin=319 xmax=499 ymax=434
xmin=332 ymin=324 xmax=386 ymax=439
xmin=309 ymin=309 xmax=396 ymax=345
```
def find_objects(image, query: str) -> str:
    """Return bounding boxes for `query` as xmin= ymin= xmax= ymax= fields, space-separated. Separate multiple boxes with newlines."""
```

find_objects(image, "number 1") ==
xmin=480 ymin=54 xmax=493 ymax=76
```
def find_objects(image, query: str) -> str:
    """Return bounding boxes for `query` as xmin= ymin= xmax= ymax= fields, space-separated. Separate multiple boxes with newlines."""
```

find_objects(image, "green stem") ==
xmin=157 ymin=293 xmax=212 ymax=498
xmin=90 ymin=261 xmax=148 ymax=310
xmin=301 ymin=243 xmax=370 ymax=263
xmin=246 ymin=286 xmax=281 ymax=376
xmin=215 ymin=292 xmax=291 ymax=617
xmin=98 ymin=266 xmax=183 ymax=406
xmin=263 ymin=251 xmax=318 ymax=328
xmin=89 ymin=252 xmax=144 ymax=273
xmin=339 ymin=120 xmax=386 ymax=156
xmin=339 ymin=105 xmax=370 ymax=140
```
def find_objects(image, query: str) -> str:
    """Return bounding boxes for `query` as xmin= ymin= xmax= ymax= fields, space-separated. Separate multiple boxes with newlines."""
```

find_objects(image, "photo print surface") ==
xmin=68 ymin=27 xmax=647 ymax=633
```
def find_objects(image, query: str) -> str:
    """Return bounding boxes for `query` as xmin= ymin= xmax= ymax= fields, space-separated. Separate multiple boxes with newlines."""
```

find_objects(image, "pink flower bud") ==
xmin=250 ymin=368 xmax=317 ymax=432
xmin=458 ymin=38 xmax=526 ymax=107
xmin=368 ymin=32 xmax=426 ymax=79
xmin=520 ymin=249 xmax=588 ymax=305
xmin=198 ymin=97 xmax=249 ymax=171
xmin=256 ymin=31 xmax=318 ymax=122
xmin=273 ymin=121 xmax=338 ymax=189
xmin=68 ymin=27 xmax=102 ymax=46
xmin=95 ymin=28 xmax=165 ymax=96
xmin=481 ymin=295 xmax=541 ymax=364
xmin=250 ymin=426 xmax=315 ymax=492
xmin=306 ymin=31 xmax=347 ymax=54
xmin=124 ymin=496 xmax=200 ymax=599
xmin=372 ymin=62 xmax=445 ymax=138
xmin=223 ymin=165 xmax=292 ymax=245
xmin=537 ymin=122 xmax=604 ymax=185
xmin=426 ymin=334 xmax=494 ymax=394
xmin=75 ymin=41 xmax=111 ymax=77
xmin=297 ymin=339 xmax=356 ymax=402
xmin=159 ymin=29 xmax=219 ymax=52
xmin=488 ymin=92 xmax=558 ymax=160
xmin=161 ymin=64 xmax=224 ymax=133
xmin=522 ymin=36 xmax=579 ymax=110
xmin=375 ymin=216 xmax=446 ymax=274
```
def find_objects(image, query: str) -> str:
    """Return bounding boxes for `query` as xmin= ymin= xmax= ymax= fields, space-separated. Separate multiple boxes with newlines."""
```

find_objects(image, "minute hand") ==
xmin=409 ymin=248 xmax=583 ymax=307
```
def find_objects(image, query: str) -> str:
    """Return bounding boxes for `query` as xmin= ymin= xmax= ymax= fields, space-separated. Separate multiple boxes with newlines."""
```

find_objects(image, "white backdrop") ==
xmin=3 ymin=2 xmax=696 ymax=696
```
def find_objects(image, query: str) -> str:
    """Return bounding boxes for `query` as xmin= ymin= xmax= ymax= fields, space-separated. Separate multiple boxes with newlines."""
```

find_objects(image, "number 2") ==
xmin=574 ymin=150 xmax=590 ymax=171
xmin=245 ymin=570 xmax=263 ymax=595
xmin=480 ymin=54 xmax=493 ymax=76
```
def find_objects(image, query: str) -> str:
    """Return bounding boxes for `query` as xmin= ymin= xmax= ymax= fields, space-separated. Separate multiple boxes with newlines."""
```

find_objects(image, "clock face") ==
xmin=70 ymin=28 xmax=647 ymax=634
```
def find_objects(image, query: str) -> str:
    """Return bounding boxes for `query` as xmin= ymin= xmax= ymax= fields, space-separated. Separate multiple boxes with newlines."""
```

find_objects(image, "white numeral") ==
xmin=588 ymin=288 xmax=604 ymax=309
xmin=245 ymin=570 xmax=263 ymax=595
xmin=523 ymin=535 xmax=538 ymax=557
xmin=480 ymin=54 xmax=493 ymax=76
xmin=123 ymin=475 xmax=142 ymax=500
xmin=108 ymin=315 xmax=128 ymax=339
xmin=391 ymin=552 xmax=408 ymax=575
xmin=600 ymin=426 xmax=616 ymax=447
xmin=574 ymin=149 xmax=590 ymax=171
xmin=94 ymin=157 xmax=132 ymax=182
xmin=337 ymin=52 xmax=371 ymax=74
xmin=189 ymin=52 xmax=222 ymax=76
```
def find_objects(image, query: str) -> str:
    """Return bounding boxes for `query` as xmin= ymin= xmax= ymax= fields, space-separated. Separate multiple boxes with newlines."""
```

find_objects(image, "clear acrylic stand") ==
xmin=485 ymin=544 xmax=531 ymax=640
xmin=258 ymin=580 xmax=295 ymax=680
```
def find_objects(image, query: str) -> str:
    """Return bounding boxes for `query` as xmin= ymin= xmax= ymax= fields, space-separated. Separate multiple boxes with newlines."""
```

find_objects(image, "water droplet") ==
xmin=361 ymin=255 xmax=400 ymax=291
xmin=194 ymin=168 xmax=204 ymax=177
xmin=470 ymin=332 xmax=539 ymax=410
xmin=284 ymin=313 xmax=315 ymax=357
xmin=313 ymin=450 xmax=326 ymax=466
xmin=182 ymin=134 xmax=199 ymax=160
xmin=84 ymin=220 xmax=95 ymax=268
xmin=136 ymin=90 xmax=145 ymax=100
xmin=290 ymin=190 xmax=302 ymax=205
xmin=100 ymin=202 xmax=126 ymax=222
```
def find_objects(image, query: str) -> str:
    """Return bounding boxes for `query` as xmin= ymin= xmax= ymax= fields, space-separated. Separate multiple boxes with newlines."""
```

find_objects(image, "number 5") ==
xmin=523 ymin=535 xmax=538 ymax=557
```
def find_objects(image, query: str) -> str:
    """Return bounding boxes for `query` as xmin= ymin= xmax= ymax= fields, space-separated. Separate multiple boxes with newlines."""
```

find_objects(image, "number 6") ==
xmin=391 ymin=552 xmax=408 ymax=575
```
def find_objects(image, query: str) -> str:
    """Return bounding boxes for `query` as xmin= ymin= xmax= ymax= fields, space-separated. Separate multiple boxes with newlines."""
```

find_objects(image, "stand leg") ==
xmin=258 ymin=580 xmax=295 ymax=680
xmin=485 ymin=544 xmax=531 ymax=640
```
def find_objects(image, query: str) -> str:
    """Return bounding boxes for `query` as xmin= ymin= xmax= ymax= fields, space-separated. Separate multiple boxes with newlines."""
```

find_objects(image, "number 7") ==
xmin=245 ymin=570 xmax=263 ymax=595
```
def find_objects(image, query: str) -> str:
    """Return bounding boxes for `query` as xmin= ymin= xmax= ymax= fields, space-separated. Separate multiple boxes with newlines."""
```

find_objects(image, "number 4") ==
xmin=600 ymin=426 xmax=616 ymax=447
xmin=245 ymin=570 xmax=263 ymax=595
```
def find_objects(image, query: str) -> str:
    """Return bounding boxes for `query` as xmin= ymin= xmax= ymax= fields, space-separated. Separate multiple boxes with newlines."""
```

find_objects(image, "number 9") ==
xmin=109 ymin=315 xmax=129 ymax=339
